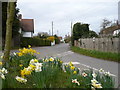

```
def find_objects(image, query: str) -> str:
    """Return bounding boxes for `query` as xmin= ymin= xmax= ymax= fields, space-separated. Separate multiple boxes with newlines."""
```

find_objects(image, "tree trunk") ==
xmin=3 ymin=2 xmax=15 ymax=61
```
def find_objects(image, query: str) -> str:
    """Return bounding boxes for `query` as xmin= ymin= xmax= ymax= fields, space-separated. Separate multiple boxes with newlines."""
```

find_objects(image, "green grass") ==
xmin=70 ymin=46 xmax=120 ymax=62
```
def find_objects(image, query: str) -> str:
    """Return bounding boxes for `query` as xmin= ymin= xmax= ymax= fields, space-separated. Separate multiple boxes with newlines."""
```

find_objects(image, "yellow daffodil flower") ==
xmin=0 ymin=62 xmax=2 ymax=65
xmin=70 ymin=66 xmax=75 ymax=70
xmin=28 ymin=45 xmax=31 ymax=48
xmin=73 ymin=71 xmax=77 ymax=74
xmin=19 ymin=64 xmax=23 ymax=67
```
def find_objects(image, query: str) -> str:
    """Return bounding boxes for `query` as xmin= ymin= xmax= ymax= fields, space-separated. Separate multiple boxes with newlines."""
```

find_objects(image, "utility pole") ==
xmin=52 ymin=21 xmax=53 ymax=36
xmin=71 ymin=22 xmax=73 ymax=36
xmin=71 ymin=22 xmax=73 ymax=46
xmin=57 ymin=30 xmax=59 ymax=36
xmin=49 ymin=30 xmax=51 ymax=35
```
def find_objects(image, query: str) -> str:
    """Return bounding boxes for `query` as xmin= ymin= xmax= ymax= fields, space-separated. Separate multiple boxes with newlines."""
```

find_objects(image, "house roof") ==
xmin=100 ymin=25 xmax=120 ymax=34
xmin=21 ymin=19 xmax=34 ymax=32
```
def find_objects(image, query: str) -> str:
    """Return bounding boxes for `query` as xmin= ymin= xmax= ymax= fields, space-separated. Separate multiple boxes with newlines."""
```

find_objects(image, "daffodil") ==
xmin=73 ymin=71 xmax=77 ymax=74
xmin=99 ymin=68 xmax=104 ymax=73
xmin=69 ymin=62 xmax=73 ymax=66
xmin=70 ymin=66 xmax=75 ymax=70
xmin=0 ymin=56 xmax=3 ymax=59
xmin=49 ymin=57 xmax=54 ymax=61
xmin=28 ymin=45 xmax=31 ymax=48
xmin=92 ymin=83 xmax=102 ymax=88
xmin=91 ymin=78 xmax=98 ymax=84
xmin=1 ymin=68 xmax=8 ymax=74
xmin=15 ymin=76 xmax=27 ymax=83
xmin=82 ymin=72 xmax=87 ymax=77
xmin=18 ymin=53 xmax=23 ymax=56
xmin=104 ymin=71 xmax=110 ymax=76
xmin=0 ymin=62 xmax=2 ymax=65
xmin=72 ymin=79 xmax=80 ymax=86
xmin=60 ymin=60 xmax=63 ymax=63
xmin=21 ymin=68 xmax=32 ymax=77
xmin=29 ymin=64 xmax=36 ymax=70
xmin=19 ymin=64 xmax=23 ymax=67
xmin=92 ymin=72 xmax=97 ymax=78
xmin=35 ymin=66 xmax=42 ymax=72
xmin=1 ymin=74 xmax=5 ymax=79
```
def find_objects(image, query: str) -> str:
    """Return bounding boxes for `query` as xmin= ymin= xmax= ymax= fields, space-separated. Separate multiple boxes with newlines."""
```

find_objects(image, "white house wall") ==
xmin=23 ymin=32 xmax=32 ymax=37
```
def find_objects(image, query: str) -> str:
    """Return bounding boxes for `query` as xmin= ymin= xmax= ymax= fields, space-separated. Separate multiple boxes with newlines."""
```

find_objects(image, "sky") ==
xmin=17 ymin=0 xmax=120 ymax=38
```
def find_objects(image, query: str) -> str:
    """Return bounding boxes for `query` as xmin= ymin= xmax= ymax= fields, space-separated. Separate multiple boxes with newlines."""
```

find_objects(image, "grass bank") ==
xmin=70 ymin=46 xmax=120 ymax=63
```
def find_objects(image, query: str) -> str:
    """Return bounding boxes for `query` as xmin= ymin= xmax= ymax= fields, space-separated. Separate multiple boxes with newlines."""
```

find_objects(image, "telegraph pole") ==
xmin=57 ymin=30 xmax=59 ymax=36
xmin=52 ymin=21 xmax=53 ymax=36
xmin=71 ymin=22 xmax=73 ymax=36
xmin=71 ymin=22 xmax=73 ymax=46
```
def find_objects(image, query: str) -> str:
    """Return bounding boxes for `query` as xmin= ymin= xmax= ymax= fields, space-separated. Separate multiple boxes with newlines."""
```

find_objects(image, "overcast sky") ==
xmin=17 ymin=0 xmax=120 ymax=37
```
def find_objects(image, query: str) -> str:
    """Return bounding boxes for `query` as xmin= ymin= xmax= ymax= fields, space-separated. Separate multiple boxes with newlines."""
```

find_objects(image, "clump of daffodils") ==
xmin=21 ymin=59 xmax=43 ymax=78
xmin=16 ymin=58 xmax=43 ymax=83
xmin=99 ymin=68 xmax=111 ymax=76
xmin=15 ymin=76 xmax=27 ymax=83
xmin=72 ymin=79 xmax=80 ymax=86
xmin=91 ymin=71 xmax=102 ymax=88
xmin=17 ymin=45 xmax=40 ymax=56
xmin=0 ymin=68 xmax=8 ymax=79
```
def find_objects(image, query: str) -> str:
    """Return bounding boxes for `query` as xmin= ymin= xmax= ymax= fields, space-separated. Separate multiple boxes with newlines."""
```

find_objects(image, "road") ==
xmin=11 ymin=43 xmax=119 ymax=88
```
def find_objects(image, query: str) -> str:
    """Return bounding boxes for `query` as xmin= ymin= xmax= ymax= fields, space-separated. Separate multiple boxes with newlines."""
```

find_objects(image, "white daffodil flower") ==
xmin=1 ymin=74 xmax=5 ymax=79
xmin=105 ymin=71 xmax=110 ymax=76
xmin=72 ymin=79 xmax=80 ymax=86
xmin=13 ymin=52 xmax=17 ymax=55
xmin=91 ymin=78 xmax=98 ymax=84
xmin=82 ymin=72 xmax=87 ymax=77
xmin=15 ymin=76 xmax=27 ymax=83
xmin=92 ymin=72 xmax=97 ymax=78
xmin=35 ymin=67 xmax=42 ymax=72
xmin=99 ymin=68 xmax=104 ymax=73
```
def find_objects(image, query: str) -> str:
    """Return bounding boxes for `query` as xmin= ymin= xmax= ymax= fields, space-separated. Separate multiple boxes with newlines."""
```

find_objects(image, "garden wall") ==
xmin=74 ymin=38 xmax=120 ymax=53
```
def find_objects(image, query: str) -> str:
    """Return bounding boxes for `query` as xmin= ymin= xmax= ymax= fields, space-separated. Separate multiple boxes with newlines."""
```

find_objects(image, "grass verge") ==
xmin=70 ymin=46 xmax=120 ymax=63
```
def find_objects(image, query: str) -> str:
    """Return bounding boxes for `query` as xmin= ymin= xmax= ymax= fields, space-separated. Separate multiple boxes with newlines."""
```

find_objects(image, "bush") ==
xmin=20 ymin=37 xmax=51 ymax=47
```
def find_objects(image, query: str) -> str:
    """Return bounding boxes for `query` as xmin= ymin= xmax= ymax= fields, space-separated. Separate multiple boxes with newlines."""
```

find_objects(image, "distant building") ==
xmin=99 ymin=24 xmax=120 ymax=37
xmin=20 ymin=19 xmax=34 ymax=37
xmin=99 ymin=1 xmax=120 ymax=37
xmin=18 ymin=14 xmax=34 ymax=37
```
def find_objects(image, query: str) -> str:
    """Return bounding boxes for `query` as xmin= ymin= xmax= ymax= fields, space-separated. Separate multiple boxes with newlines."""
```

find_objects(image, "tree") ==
xmin=54 ymin=34 xmax=60 ymax=44
xmin=89 ymin=30 xmax=98 ymax=38
xmin=3 ymin=2 xmax=15 ymax=61
xmin=2 ymin=2 xmax=20 ymax=48
xmin=37 ymin=32 xmax=50 ymax=38
xmin=71 ymin=22 xmax=90 ymax=46
xmin=100 ymin=18 xmax=112 ymax=29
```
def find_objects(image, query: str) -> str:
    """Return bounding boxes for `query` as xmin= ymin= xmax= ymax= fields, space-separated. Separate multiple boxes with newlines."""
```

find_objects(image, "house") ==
xmin=18 ymin=14 xmax=34 ymax=37
xmin=99 ymin=21 xmax=120 ymax=37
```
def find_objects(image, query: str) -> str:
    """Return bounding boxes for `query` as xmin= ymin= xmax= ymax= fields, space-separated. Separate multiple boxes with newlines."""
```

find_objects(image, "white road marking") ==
xmin=54 ymin=51 xmax=74 ymax=57
xmin=63 ymin=62 xmax=80 ymax=65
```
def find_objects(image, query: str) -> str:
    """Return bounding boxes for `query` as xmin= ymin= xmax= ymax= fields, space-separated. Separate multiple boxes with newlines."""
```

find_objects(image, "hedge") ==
xmin=20 ymin=37 xmax=51 ymax=47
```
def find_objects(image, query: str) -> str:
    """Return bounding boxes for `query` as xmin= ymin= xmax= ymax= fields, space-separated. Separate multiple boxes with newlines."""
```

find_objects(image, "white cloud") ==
xmin=17 ymin=0 xmax=120 ymax=37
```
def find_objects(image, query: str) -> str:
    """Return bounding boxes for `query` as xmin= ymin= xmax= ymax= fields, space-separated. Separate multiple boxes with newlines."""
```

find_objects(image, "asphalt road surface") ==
xmin=10 ymin=43 xmax=119 ymax=88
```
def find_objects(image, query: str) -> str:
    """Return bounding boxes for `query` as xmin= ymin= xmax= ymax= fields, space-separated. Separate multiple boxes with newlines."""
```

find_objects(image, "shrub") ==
xmin=20 ymin=37 xmax=51 ymax=47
